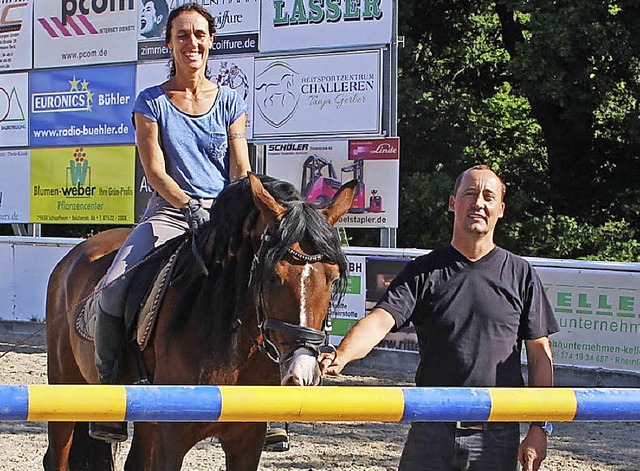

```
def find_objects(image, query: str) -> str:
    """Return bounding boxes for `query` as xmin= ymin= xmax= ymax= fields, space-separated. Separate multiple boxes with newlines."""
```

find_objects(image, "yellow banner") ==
xmin=30 ymin=146 xmax=135 ymax=224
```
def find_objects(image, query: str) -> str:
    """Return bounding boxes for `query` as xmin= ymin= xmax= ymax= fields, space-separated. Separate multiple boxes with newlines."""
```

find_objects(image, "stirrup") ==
xmin=263 ymin=427 xmax=289 ymax=452
xmin=88 ymin=421 xmax=128 ymax=443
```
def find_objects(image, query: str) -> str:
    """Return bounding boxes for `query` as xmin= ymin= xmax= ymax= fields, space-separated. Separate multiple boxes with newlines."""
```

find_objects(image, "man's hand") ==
xmin=318 ymin=351 xmax=346 ymax=376
xmin=518 ymin=425 xmax=548 ymax=471
xmin=181 ymin=199 xmax=210 ymax=233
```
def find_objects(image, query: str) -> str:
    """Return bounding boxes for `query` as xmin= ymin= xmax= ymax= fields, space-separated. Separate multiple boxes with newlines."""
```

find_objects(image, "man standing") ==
xmin=320 ymin=165 xmax=558 ymax=471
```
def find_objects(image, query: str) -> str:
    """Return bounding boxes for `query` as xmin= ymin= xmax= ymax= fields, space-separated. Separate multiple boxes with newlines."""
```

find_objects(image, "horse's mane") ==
xmin=169 ymin=175 xmax=347 ymax=358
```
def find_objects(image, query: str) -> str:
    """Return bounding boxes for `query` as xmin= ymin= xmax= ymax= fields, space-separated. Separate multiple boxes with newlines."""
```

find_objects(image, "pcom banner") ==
xmin=34 ymin=0 xmax=136 ymax=69
xmin=29 ymin=64 xmax=136 ymax=147
xmin=30 ymin=146 xmax=135 ymax=224
xmin=0 ymin=0 xmax=33 ymax=71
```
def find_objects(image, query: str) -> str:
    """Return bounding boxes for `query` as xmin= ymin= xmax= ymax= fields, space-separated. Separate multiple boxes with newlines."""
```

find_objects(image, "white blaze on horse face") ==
xmin=299 ymin=263 xmax=312 ymax=326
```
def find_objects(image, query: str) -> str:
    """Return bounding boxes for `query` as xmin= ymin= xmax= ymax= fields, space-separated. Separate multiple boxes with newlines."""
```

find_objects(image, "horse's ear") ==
xmin=322 ymin=179 xmax=358 ymax=226
xmin=248 ymin=173 xmax=287 ymax=224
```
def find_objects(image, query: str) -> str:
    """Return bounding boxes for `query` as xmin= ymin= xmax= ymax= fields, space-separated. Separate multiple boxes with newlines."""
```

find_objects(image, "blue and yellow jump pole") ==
xmin=1 ymin=385 xmax=640 ymax=422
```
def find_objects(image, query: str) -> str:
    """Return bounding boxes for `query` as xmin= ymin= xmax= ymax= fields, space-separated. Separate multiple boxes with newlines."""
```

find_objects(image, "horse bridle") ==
xmin=247 ymin=230 xmax=334 ymax=365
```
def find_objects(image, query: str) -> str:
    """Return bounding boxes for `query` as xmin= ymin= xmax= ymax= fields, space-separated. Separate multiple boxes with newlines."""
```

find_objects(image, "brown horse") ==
xmin=44 ymin=174 xmax=357 ymax=471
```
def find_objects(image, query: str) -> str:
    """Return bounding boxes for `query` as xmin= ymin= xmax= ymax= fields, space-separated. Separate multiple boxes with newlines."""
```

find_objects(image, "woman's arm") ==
xmin=227 ymin=113 xmax=251 ymax=181
xmin=134 ymin=112 xmax=191 ymax=209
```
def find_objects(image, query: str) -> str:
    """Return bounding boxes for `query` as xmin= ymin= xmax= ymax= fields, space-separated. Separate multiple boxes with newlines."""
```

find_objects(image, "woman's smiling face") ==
xmin=167 ymin=10 xmax=213 ymax=75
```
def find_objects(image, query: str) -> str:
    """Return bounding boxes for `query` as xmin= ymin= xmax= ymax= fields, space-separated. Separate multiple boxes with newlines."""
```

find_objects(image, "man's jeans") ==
xmin=399 ymin=422 xmax=520 ymax=471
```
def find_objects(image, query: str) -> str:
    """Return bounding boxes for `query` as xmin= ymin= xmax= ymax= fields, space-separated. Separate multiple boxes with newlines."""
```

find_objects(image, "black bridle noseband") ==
xmin=247 ymin=231 xmax=334 ymax=365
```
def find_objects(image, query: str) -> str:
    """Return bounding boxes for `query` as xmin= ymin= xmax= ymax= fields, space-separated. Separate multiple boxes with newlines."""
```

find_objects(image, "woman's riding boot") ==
xmin=88 ymin=306 xmax=129 ymax=443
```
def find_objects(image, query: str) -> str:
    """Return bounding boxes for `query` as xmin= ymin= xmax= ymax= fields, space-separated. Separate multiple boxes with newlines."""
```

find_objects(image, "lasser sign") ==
xmin=260 ymin=0 xmax=393 ymax=52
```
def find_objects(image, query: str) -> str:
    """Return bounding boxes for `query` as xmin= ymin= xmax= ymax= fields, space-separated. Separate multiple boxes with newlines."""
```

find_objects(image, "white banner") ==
xmin=0 ymin=149 xmax=30 ymax=223
xmin=260 ymin=0 xmax=393 ymax=52
xmin=209 ymin=56 xmax=254 ymax=139
xmin=539 ymin=267 xmax=640 ymax=373
xmin=0 ymin=0 xmax=33 ymax=71
xmin=0 ymin=72 xmax=28 ymax=147
xmin=254 ymin=50 xmax=382 ymax=138
xmin=34 ymin=0 xmax=137 ymax=69
xmin=266 ymin=139 xmax=398 ymax=227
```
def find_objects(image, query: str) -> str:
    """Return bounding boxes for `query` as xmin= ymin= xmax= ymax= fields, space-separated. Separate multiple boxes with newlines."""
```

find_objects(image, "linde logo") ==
xmin=371 ymin=143 xmax=397 ymax=154
xmin=31 ymin=76 xmax=93 ymax=113
xmin=272 ymin=0 xmax=383 ymax=26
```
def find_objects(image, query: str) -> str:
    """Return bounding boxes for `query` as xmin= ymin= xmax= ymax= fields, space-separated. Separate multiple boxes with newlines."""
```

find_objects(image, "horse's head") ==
xmin=247 ymin=173 xmax=356 ymax=386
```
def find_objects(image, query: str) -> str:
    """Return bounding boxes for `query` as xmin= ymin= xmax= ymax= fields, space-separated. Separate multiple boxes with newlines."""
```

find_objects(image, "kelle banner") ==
xmin=29 ymin=64 xmax=136 ymax=147
xmin=30 ymin=146 xmax=135 ymax=224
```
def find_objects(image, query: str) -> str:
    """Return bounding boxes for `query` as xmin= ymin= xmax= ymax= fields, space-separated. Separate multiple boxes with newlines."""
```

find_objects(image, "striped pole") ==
xmin=1 ymin=385 xmax=640 ymax=422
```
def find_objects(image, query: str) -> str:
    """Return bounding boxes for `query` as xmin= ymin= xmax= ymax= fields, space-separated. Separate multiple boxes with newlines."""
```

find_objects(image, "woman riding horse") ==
xmin=44 ymin=174 xmax=357 ymax=470
xmin=90 ymin=2 xmax=250 ymax=441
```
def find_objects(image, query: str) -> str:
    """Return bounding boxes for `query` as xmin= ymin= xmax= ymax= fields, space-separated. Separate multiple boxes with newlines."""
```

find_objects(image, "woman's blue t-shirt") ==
xmin=133 ymin=85 xmax=247 ymax=198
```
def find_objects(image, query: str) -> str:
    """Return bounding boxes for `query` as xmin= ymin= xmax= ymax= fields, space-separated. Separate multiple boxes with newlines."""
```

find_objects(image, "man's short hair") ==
xmin=453 ymin=165 xmax=506 ymax=199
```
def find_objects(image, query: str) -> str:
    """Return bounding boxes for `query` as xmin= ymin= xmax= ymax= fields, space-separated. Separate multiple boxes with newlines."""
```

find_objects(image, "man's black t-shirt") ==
xmin=375 ymin=245 xmax=559 ymax=387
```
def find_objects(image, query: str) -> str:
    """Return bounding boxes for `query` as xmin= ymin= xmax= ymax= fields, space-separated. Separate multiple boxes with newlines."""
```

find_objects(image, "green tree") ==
xmin=396 ymin=0 xmax=639 ymax=261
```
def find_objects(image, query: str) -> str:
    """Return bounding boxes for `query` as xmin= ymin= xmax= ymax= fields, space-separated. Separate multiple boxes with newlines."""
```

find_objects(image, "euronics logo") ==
xmin=31 ymin=76 xmax=93 ymax=113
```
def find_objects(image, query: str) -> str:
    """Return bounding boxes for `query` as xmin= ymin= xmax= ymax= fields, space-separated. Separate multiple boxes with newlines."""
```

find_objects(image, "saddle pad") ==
xmin=75 ymin=291 xmax=100 ymax=342
xmin=136 ymin=249 xmax=179 ymax=350
xmin=74 ymin=249 xmax=179 ymax=350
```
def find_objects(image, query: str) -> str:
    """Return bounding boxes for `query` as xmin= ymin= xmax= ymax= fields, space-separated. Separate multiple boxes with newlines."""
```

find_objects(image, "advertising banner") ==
xmin=134 ymin=148 xmax=153 ymax=222
xmin=254 ymin=50 xmax=381 ymax=139
xmin=33 ymin=0 xmax=137 ymax=69
xmin=540 ymin=267 xmax=640 ymax=373
xmin=29 ymin=64 xmax=136 ymax=147
xmin=0 ymin=72 xmax=28 ymax=147
xmin=0 ymin=0 xmax=32 ymax=71
xmin=329 ymin=255 xmax=366 ymax=346
xmin=266 ymin=138 xmax=398 ymax=228
xmin=209 ymin=56 xmax=254 ymax=139
xmin=138 ymin=0 xmax=259 ymax=61
xmin=260 ymin=0 xmax=393 ymax=52
xmin=0 ymin=149 xmax=29 ymax=223
xmin=30 ymin=146 xmax=135 ymax=224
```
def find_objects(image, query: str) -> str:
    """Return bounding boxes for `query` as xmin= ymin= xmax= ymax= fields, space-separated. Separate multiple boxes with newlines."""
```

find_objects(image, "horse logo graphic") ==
xmin=255 ymin=61 xmax=300 ymax=128
xmin=216 ymin=61 xmax=249 ymax=100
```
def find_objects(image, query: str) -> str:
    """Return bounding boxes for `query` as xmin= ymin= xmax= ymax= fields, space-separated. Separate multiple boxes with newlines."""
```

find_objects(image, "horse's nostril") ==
xmin=281 ymin=375 xmax=302 ymax=386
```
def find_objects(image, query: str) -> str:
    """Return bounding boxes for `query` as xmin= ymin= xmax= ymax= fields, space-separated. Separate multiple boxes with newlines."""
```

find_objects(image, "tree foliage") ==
xmin=396 ymin=0 xmax=640 ymax=261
